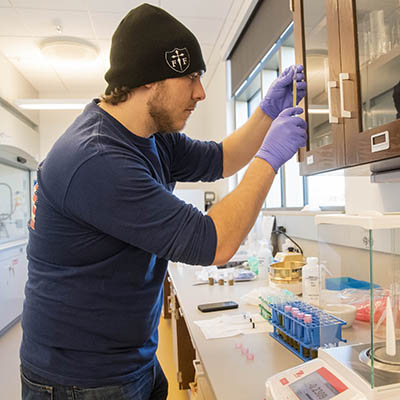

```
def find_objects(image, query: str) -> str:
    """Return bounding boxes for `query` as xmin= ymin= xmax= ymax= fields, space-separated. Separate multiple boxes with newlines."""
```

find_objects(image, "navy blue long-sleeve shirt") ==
xmin=20 ymin=99 xmax=223 ymax=386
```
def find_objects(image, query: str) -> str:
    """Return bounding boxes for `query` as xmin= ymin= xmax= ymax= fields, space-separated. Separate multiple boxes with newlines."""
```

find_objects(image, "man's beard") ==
xmin=147 ymin=84 xmax=182 ymax=133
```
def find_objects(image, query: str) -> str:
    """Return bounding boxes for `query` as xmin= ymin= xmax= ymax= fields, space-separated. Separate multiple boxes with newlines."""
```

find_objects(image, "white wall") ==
xmin=39 ymin=110 xmax=82 ymax=161
xmin=0 ymin=53 xmax=40 ymax=161
xmin=345 ymin=176 xmax=400 ymax=214
xmin=0 ymin=53 xmax=39 ymax=125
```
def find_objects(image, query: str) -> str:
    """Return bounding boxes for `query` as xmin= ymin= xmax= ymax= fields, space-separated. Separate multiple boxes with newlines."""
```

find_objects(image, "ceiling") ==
xmin=0 ymin=0 xmax=253 ymax=97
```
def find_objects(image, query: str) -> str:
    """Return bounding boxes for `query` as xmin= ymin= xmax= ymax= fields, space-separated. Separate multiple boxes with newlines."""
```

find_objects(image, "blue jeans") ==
xmin=20 ymin=359 xmax=168 ymax=400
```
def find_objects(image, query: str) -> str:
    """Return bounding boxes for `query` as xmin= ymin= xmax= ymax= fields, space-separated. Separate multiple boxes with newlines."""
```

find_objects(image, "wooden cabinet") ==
xmin=162 ymin=273 xmax=171 ymax=319
xmin=168 ymin=278 xmax=195 ymax=390
xmin=294 ymin=0 xmax=400 ymax=175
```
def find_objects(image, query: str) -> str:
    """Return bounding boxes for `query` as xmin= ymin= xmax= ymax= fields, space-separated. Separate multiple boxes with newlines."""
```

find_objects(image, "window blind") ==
xmin=228 ymin=0 xmax=292 ymax=95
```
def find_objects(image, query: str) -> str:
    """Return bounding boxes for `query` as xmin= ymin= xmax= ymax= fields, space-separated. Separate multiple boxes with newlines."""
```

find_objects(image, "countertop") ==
xmin=167 ymin=263 xmax=371 ymax=400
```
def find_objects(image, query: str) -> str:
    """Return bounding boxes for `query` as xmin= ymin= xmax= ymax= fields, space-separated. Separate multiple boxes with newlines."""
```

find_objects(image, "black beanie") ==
xmin=104 ymin=3 xmax=206 ymax=94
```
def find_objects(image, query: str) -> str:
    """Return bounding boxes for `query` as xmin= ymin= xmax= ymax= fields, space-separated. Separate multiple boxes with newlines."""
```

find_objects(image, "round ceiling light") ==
xmin=40 ymin=38 xmax=98 ymax=62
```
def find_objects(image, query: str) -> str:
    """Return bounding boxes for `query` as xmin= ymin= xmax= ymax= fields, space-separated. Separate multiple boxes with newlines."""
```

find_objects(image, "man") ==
xmin=393 ymin=80 xmax=400 ymax=119
xmin=20 ymin=3 xmax=307 ymax=400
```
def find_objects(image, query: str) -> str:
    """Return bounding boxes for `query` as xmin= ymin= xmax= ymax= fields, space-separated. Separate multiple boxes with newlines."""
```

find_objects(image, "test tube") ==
xmin=303 ymin=313 xmax=312 ymax=358
xmin=278 ymin=300 xmax=284 ymax=327
xmin=208 ymin=271 xmax=214 ymax=285
xmin=303 ymin=314 xmax=312 ymax=341
xmin=292 ymin=65 xmax=297 ymax=107
xmin=284 ymin=305 xmax=292 ymax=332
xmin=218 ymin=272 xmax=224 ymax=285
xmin=291 ymin=308 xmax=299 ymax=334
xmin=297 ymin=312 xmax=305 ymax=341
xmin=291 ymin=309 xmax=300 ymax=351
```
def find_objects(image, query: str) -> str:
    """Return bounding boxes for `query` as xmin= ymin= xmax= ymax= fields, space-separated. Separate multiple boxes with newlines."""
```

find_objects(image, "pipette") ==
xmin=292 ymin=65 xmax=297 ymax=107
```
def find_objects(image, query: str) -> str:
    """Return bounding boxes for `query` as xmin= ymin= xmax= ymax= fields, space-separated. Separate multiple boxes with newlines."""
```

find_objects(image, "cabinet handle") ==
xmin=193 ymin=359 xmax=205 ymax=377
xmin=167 ymin=295 xmax=172 ymax=313
xmin=178 ymin=307 xmax=184 ymax=318
xmin=339 ymin=73 xmax=351 ymax=118
xmin=327 ymin=81 xmax=338 ymax=124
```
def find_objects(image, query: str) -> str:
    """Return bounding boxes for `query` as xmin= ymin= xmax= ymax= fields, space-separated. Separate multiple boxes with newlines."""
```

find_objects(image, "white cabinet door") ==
xmin=0 ymin=243 xmax=28 ymax=334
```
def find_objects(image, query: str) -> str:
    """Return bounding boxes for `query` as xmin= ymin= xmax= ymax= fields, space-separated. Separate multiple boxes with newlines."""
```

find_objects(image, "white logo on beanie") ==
xmin=165 ymin=48 xmax=190 ymax=73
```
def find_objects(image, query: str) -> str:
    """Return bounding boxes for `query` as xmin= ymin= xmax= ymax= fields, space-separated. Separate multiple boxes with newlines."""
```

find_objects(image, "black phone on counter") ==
xmin=197 ymin=301 xmax=239 ymax=313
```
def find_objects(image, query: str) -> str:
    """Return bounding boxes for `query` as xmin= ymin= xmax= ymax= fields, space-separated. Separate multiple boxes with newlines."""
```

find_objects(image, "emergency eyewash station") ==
xmin=167 ymin=214 xmax=400 ymax=400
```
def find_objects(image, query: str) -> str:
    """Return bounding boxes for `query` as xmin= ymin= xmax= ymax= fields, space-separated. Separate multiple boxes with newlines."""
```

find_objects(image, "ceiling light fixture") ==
xmin=40 ymin=37 xmax=98 ymax=63
xmin=15 ymin=99 xmax=91 ymax=110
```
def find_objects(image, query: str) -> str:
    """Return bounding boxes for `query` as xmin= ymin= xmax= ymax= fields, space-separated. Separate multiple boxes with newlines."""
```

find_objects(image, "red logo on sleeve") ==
xmin=29 ymin=183 xmax=38 ymax=230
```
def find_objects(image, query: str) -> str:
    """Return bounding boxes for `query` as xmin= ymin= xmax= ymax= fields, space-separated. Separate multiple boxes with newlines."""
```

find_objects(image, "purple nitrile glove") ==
xmin=260 ymin=64 xmax=307 ymax=120
xmin=256 ymin=107 xmax=307 ymax=172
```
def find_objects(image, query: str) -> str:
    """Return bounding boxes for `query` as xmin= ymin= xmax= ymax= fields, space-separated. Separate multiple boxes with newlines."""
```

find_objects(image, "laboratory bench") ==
xmin=166 ymin=262 xmax=371 ymax=400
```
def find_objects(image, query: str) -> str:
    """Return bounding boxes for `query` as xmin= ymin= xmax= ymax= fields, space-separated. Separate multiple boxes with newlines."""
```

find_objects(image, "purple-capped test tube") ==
xmin=303 ymin=313 xmax=312 ymax=345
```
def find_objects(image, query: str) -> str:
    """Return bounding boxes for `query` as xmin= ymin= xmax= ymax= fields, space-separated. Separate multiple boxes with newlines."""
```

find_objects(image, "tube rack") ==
xmin=259 ymin=299 xmax=347 ymax=361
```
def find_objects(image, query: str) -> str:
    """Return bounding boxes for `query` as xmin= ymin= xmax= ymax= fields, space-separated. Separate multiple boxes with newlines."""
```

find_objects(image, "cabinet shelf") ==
xmin=360 ymin=44 xmax=400 ymax=100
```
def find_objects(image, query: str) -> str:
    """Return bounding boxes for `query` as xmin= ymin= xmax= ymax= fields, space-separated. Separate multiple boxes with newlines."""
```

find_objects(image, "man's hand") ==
xmin=256 ymin=107 xmax=307 ymax=172
xmin=260 ymin=64 xmax=306 ymax=120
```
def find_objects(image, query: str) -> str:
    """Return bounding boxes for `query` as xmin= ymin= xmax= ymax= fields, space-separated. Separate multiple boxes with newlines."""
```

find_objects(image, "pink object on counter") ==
xmin=246 ymin=353 xmax=254 ymax=361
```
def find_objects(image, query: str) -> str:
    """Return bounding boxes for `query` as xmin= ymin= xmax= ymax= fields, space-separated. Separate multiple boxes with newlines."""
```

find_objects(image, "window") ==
xmin=307 ymin=170 xmax=345 ymax=207
xmin=231 ymin=24 xmax=345 ymax=209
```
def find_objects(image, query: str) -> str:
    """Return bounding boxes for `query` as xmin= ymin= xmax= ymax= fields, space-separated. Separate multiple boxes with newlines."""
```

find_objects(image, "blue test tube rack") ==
xmin=259 ymin=299 xmax=347 ymax=361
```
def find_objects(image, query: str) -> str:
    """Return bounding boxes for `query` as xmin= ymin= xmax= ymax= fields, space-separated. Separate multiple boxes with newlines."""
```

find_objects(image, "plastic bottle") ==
xmin=246 ymin=230 xmax=259 ymax=275
xmin=302 ymin=257 xmax=321 ymax=306
xmin=247 ymin=256 xmax=259 ymax=275
xmin=257 ymin=240 xmax=272 ymax=280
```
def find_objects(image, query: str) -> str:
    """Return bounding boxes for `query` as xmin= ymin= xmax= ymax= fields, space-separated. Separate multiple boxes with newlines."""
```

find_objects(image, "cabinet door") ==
xmin=295 ymin=0 xmax=346 ymax=175
xmin=0 ymin=244 xmax=27 ymax=333
xmin=162 ymin=273 xmax=171 ymax=319
xmin=169 ymin=284 xmax=195 ymax=390
xmin=340 ymin=0 xmax=400 ymax=165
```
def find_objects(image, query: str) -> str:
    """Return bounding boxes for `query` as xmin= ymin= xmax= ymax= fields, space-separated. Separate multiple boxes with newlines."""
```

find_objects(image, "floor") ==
xmin=0 ymin=317 xmax=188 ymax=400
